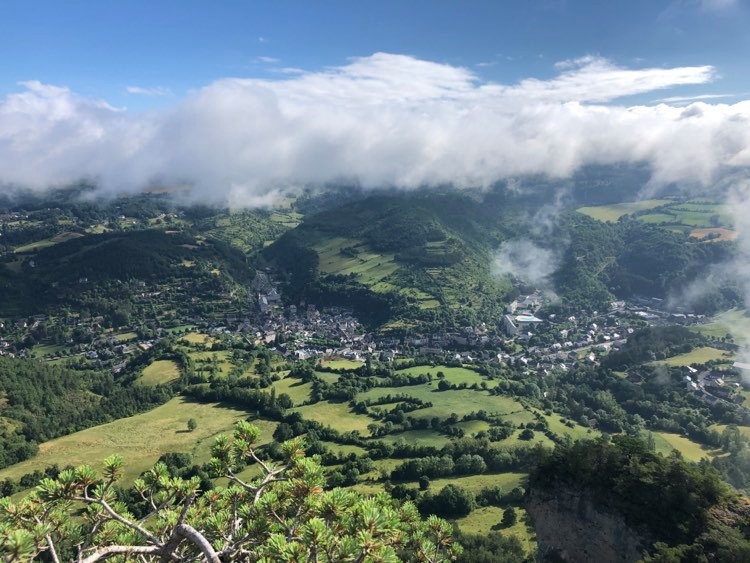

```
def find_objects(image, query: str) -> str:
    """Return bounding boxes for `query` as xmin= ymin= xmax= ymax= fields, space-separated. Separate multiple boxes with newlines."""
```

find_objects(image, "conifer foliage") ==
xmin=0 ymin=422 xmax=461 ymax=562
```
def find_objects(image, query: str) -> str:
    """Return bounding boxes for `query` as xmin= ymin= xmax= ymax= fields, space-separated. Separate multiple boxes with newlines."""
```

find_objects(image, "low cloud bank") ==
xmin=1 ymin=53 xmax=749 ymax=205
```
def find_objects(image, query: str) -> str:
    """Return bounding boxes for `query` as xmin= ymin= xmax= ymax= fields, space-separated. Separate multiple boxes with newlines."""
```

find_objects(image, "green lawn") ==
xmin=0 ymin=398 xmax=267 ymax=484
xmin=138 ymin=360 xmax=181 ymax=386
xmin=576 ymin=199 xmax=671 ymax=222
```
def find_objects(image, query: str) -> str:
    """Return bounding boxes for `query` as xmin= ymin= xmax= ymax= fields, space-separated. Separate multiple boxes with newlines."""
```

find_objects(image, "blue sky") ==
xmin=1 ymin=0 xmax=748 ymax=108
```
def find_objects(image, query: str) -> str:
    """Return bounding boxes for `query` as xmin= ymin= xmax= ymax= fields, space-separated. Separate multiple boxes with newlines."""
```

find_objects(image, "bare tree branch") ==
xmin=175 ymin=523 xmax=221 ymax=563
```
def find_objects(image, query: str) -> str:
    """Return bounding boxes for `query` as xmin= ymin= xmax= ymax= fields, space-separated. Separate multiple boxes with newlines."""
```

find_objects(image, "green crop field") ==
xmin=576 ymin=199 xmax=671 ymax=222
xmin=0 ymin=398 xmax=266 ymax=484
xmin=138 ymin=360 xmax=181 ymax=386
xmin=654 ymin=346 xmax=733 ymax=367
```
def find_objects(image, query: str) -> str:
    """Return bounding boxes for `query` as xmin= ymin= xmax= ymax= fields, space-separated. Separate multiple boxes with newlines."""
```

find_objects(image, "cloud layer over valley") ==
xmin=1 ymin=53 xmax=750 ymax=205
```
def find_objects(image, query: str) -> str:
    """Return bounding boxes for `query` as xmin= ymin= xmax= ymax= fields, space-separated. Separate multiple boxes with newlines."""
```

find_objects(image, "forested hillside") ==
xmin=0 ymin=357 xmax=170 ymax=469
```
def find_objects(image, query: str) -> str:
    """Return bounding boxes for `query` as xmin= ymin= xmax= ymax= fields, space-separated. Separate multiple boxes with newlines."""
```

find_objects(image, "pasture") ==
xmin=0 ymin=398 xmax=261 ymax=484
xmin=456 ymin=506 xmax=536 ymax=553
xmin=313 ymin=236 xmax=399 ymax=289
xmin=395 ymin=364 xmax=488 ymax=386
xmin=138 ymin=360 xmax=181 ymax=386
xmin=654 ymin=346 xmax=733 ymax=367
xmin=13 ymin=232 xmax=84 ymax=254
xmin=319 ymin=358 xmax=364 ymax=370
xmin=576 ymin=199 xmax=671 ymax=222
xmin=359 ymin=385 xmax=524 ymax=420
xmin=273 ymin=377 xmax=313 ymax=406
xmin=654 ymin=432 xmax=718 ymax=462
xmin=691 ymin=309 xmax=750 ymax=345
xmin=294 ymin=401 xmax=373 ymax=434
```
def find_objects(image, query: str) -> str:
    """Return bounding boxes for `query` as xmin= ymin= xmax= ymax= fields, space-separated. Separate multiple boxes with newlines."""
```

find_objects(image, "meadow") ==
xmin=653 ymin=346 xmax=733 ymax=367
xmin=0 ymin=398 xmax=263 ymax=484
xmin=576 ymin=199 xmax=671 ymax=222
xmin=691 ymin=309 xmax=750 ymax=345
xmin=138 ymin=359 xmax=181 ymax=386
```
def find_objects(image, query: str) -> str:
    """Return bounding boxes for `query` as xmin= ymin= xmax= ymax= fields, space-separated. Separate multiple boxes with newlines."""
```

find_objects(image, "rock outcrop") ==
xmin=527 ymin=487 xmax=647 ymax=563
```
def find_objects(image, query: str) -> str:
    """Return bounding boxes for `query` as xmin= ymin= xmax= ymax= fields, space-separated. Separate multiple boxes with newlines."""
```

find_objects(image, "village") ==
xmin=0 ymin=267 xmax=737 ymax=398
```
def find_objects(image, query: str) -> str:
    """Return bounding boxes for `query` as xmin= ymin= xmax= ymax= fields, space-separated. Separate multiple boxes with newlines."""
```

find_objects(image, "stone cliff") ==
xmin=527 ymin=487 xmax=648 ymax=563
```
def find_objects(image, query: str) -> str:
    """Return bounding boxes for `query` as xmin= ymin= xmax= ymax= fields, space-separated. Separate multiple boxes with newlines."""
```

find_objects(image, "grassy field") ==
xmin=692 ymin=309 xmax=750 ymax=345
xmin=654 ymin=346 xmax=733 ymax=367
xmin=313 ymin=236 xmax=399 ymax=288
xmin=0 ymin=398 xmax=265 ymax=484
xmin=115 ymin=331 xmax=138 ymax=342
xmin=690 ymin=227 xmax=738 ymax=242
xmin=30 ymin=343 xmax=69 ymax=359
xmin=359 ymin=385 xmax=524 ymax=420
xmin=423 ymin=472 xmax=527 ymax=493
xmin=395 ymin=365 xmax=489 ymax=387
xmin=273 ymin=377 xmax=313 ymax=406
xmin=636 ymin=200 xmax=732 ymax=230
xmin=181 ymin=332 xmax=215 ymax=345
xmin=654 ymin=432 xmax=719 ymax=462
xmin=189 ymin=350 xmax=233 ymax=376
xmin=576 ymin=199 xmax=671 ymax=222
xmin=138 ymin=360 xmax=181 ymax=386
xmin=319 ymin=359 xmax=364 ymax=370
xmin=380 ymin=429 xmax=453 ymax=448
xmin=456 ymin=506 xmax=536 ymax=553
xmin=13 ymin=231 xmax=84 ymax=253
xmin=294 ymin=401 xmax=373 ymax=434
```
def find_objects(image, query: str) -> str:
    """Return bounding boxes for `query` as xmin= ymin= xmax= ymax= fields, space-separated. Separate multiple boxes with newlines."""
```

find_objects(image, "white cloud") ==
xmin=126 ymin=86 xmax=172 ymax=96
xmin=254 ymin=56 xmax=279 ymax=64
xmin=653 ymin=92 xmax=741 ymax=104
xmin=1 ymin=53 xmax=748 ymax=205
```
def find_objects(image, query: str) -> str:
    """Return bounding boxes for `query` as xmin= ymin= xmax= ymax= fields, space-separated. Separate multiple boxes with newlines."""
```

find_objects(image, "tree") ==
xmin=419 ymin=475 xmax=431 ymax=491
xmin=0 ymin=422 xmax=462 ymax=562
xmin=187 ymin=418 xmax=198 ymax=432
xmin=519 ymin=428 xmax=535 ymax=441
xmin=502 ymin=507 xmax=518 ymax=527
